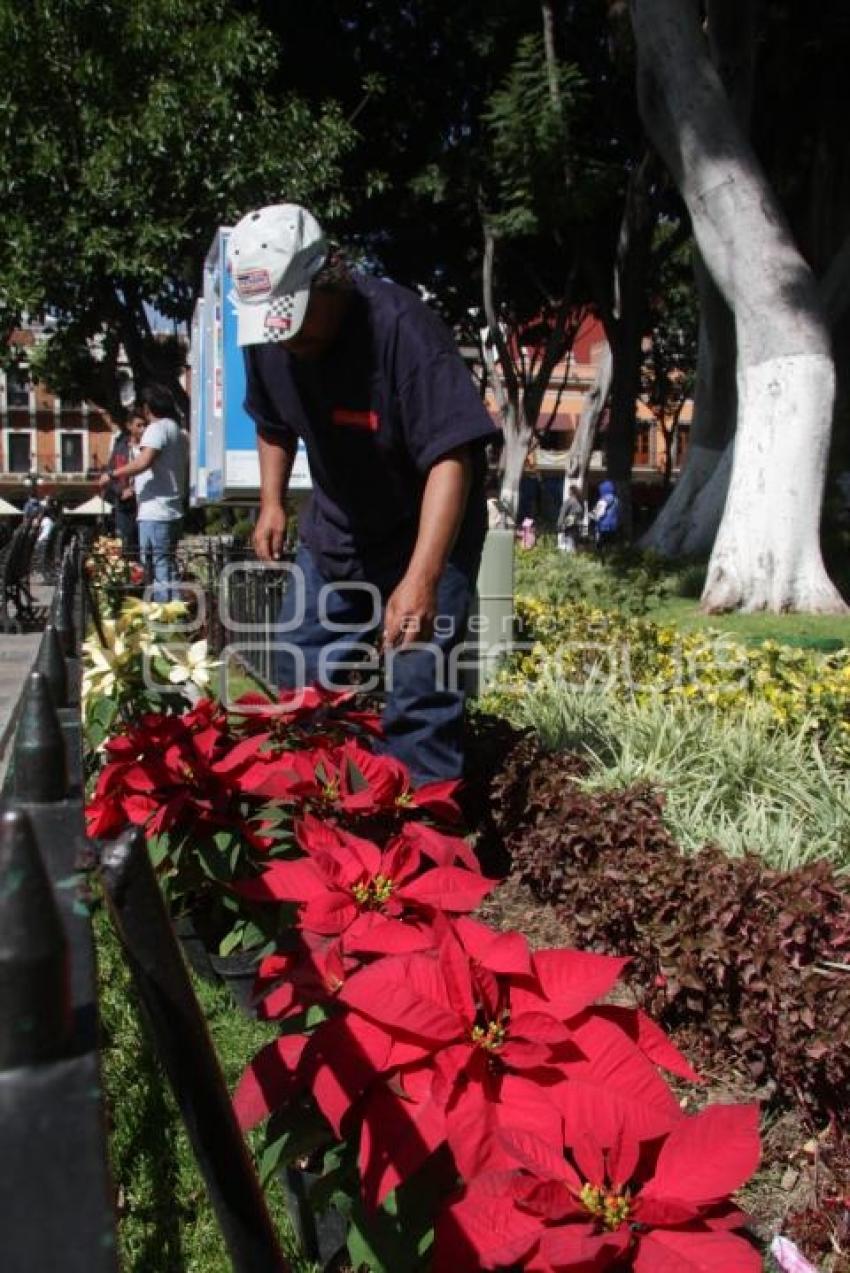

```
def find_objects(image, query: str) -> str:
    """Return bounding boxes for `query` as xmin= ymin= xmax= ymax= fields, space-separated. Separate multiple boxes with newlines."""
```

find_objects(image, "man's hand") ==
xmin=97 ymin=471 xmax=111 ymax=491
xmin=253 ymin=503 xmax=288 ymax=561
xmin=383 ymin=572 xmax=438 ymax=649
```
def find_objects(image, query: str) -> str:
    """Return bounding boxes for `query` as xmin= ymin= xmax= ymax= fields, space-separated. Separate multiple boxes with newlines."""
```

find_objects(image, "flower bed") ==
xmin=82 ymin=595 xmax=765 ymax=1269
xmin=75 ymin=549 xmax=789 ymax=1269
xmin=494 ymin=596 xmax=850 ymax=758
xmin=463 ymin=715 xmax=850 ymax=1270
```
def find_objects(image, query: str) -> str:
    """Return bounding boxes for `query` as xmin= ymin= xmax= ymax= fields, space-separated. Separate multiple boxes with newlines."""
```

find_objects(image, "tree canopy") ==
xmin=0 ymin=0 xmax=355 ymax=409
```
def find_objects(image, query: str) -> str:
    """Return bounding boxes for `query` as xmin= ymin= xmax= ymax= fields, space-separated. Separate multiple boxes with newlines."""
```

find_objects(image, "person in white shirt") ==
xmin=36 ymin=501 xmax=56 ymax=543
xmin=99 ymin=383 xmax=188 ymax=599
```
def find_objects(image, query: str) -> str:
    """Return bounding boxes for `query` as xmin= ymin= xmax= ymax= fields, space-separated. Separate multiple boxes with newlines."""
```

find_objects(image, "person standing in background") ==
xmin=103 ymin=408 xmax=140 ymax=553
xmin=557 ymin=484 xmax=584 ymax=553
xmin=99 ymin=384 xmax=188 ymax=599
xmin=589 ymin=479 xmax=621 ymax=550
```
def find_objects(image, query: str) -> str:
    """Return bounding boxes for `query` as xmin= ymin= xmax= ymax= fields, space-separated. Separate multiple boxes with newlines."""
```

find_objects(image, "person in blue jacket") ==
xmin=590 ymin=480 xmax=621 ymax=549
xmin=227 ymin=203 xmax=500 ymax=785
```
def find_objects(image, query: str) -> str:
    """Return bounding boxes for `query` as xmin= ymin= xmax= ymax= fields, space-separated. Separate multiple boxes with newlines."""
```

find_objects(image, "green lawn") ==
xmin=95 ymin=903 xmax=315 ymax=1273
xmin=514 ymin=541 xmax=850 ymax=650
xmin=645 ymin=596 xmax=850 ymax=649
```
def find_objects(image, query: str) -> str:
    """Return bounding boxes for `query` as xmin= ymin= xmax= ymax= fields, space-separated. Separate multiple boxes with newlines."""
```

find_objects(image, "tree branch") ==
xmin=481 ymin=223 xmax=520 ymax=406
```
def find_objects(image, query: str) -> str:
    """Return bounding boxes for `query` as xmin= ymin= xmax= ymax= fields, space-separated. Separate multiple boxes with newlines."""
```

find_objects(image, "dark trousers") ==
xmin=114 ymin=504 xmax=138 ymax=554
xmin=274 ymin=545 xmax=478 ymax=785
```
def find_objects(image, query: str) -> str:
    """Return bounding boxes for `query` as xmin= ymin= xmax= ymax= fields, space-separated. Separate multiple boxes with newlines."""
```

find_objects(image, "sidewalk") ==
xmin=0 ymin=583 xmax=54 ymax=782
xmin=0 ymin=633 xmax=43 ymax=782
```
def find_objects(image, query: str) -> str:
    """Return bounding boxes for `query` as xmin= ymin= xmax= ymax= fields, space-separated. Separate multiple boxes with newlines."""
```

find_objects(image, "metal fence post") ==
xmin=13 ymin=671 xmax=69 ymax=803
xmin=0 ymin=808 xmax=72 ymax=1067
xmin=34 ymin=622 xmax=69 ymax=710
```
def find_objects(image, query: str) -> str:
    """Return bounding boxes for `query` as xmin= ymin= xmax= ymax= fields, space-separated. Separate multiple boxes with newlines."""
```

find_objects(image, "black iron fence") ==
xmin=0 ymin=544 xmax=290 ymax=1272
xmin=200 ymin=539 xmax=294 ymax=690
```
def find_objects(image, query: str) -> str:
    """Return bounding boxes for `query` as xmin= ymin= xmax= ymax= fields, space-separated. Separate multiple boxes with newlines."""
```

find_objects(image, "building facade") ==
xmin=498 ymin=315 xmax=693 ymax=481
xmin=0 ymin=327 xmax=117 ymax=508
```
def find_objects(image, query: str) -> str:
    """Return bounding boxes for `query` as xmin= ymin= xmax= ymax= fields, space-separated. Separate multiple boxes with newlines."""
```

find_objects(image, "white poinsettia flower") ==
xmin=122 ymin=597 xmax=188 ymax=626
xmin=83 ymin=645 xmax=118 ymax=697
xmin=135 ymin=628 xmax=165 ymax=659
xmin=158 ymin=601 xmax=190 ymax=623
xmin=166 ymin=640 xmax=218 ymax=689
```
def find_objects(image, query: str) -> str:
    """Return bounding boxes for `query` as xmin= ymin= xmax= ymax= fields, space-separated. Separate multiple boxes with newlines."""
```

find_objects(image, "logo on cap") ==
xmin=263 ymin=296 xmax=296 ymax=342
xmin=236 ymin=268 xmax=272 ymax=299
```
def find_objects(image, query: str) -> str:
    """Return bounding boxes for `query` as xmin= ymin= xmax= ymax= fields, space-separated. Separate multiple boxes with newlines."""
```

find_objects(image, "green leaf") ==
xmin=217 ymin=924 xmax=244 ymax=957
xmin=147 ymin=834 xmax=171 ymax=868
xmin=259 ymin=1108 xmax=333 ymax=1186
xmin=307 ymin=1162 xmax=355 ymax=1216
xmin=93 ymin=697 xmax=120 ymax=730
xmin=346 ymin=1206 xmax=398 ymax=1273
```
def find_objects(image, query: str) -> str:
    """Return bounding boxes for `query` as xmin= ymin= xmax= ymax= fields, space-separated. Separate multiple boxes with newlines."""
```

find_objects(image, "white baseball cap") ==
xmin=227 ymin=204 xmax=328 ymax=347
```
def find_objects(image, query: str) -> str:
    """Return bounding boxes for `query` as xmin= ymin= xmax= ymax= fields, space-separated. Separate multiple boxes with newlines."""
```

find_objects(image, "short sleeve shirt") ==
xmin=135 ymin=417 xmax=189 ymax=521
xmin=243 ymin=274 xmax=499 ymax=582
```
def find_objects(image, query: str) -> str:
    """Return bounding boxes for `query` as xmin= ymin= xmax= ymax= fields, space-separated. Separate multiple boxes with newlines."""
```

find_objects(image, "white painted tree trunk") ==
xmin=640 ymin=0 xmax=748 ymax=560
xmin=704 ymin=359 xmax=839 ymax=610
xmin=480 ymin=329 xmax=523 ymax=526
xmin=632 ymin=0 xmax=846 ymax=612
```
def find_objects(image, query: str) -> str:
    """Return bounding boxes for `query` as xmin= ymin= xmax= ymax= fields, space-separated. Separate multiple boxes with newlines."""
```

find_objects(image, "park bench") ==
xmin=0 ymin=521 xmax=40 ymax=631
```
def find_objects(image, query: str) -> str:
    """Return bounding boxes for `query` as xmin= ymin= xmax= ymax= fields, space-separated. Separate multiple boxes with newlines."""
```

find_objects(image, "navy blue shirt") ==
xmin=243 ymin=274 xmax=499 ymax=583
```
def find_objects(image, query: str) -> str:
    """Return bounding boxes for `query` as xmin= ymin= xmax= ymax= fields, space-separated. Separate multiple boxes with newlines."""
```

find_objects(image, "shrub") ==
xmin=513 ymin=542 xmax=668 ymax=616
xmin=489 ymin=674 xmax=850 ymax=871
xmin=493 ymin=594 xmax=850 ymax=762
xmin=504 ymin=750 xmax=850 ymax=1129
xmin=84 ymin=651 xmax=765 ymax=1271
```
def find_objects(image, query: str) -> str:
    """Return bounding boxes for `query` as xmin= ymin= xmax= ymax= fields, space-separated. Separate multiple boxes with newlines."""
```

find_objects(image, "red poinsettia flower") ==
xmin=233 ymin=814 xmax=494 ymax=955
xmin=230 ymin=737 xmax=463 ymax=824
xmin=85 ymin=713 xmax=270 ymax=849
xmin=233 ymin=1032 xmax=310 ymax=1131
xmin=251 ymin=934 xmax=350 ymax=1023
xmin=437 ymin=1104 xmax=761 ymax=1272
xmin=232 ymin=743 xmax=355 ymax=803
xmin=230 ymin=685 xmax=355 ymax=726
xmin=395 ymin=821 xmax=482 ymax=874
xmin=336 ymin=740 xmax=463 ymax=822
xmin=337 ymin=933 xmax=687 ymax=1189
xmin=227 ymin=686 xmax=383 ymax=746
xmin=85 ymin=790 xmax=128 ymax=838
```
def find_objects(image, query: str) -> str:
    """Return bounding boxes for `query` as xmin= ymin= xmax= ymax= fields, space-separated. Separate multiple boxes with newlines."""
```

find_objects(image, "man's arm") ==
xmin=253 ymin=428 xmax=297 ymax=560
xmin=383 ymin=444 xmax=473 ymax=648
xmin=98 ymin=446 xmax=158 ymax=487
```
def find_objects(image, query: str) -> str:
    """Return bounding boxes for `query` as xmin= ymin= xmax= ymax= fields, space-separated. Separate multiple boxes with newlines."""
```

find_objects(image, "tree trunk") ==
xmin=639 ymin=258 xmax=737 ymax=554
xmin=560 ymin=340 xmax=613 ymax=505
xmin=632 ymin=0 xmax=844 ymax=612
xmin=113 ymin=289 xmax=190 ymax=419
xmin=639 ymin=0 xmax=754 ymax=558
xmin=821 ymin=230 xmax=850 ymax=330
xmin=602 ymin=156 xmax=656 ymax=528
xmin=500 ymin=415 xmax=534 ymax=525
